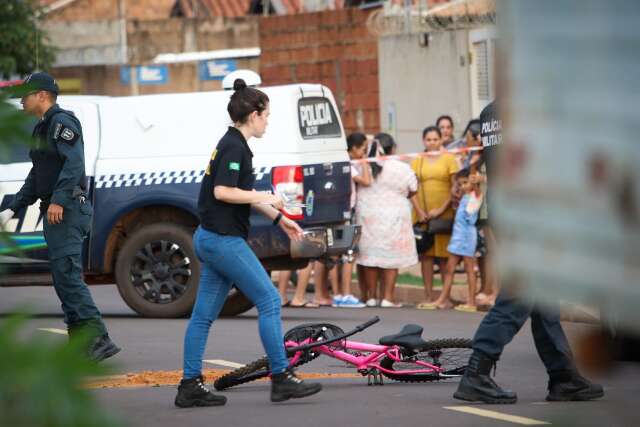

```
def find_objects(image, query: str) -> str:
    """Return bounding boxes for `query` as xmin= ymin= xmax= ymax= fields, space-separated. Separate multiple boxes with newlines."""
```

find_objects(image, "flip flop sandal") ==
xmin=454 ymin=304 xmax=478 ymax=313
xmin=281 ymin=301 xmax=291 ymax=307
xmin=416 ymin=302 xmax=440 ymax=310
xmin=311 ymin=301 xmax=333 ymax=307
xmin=290 ymin=301 xmax=320 ymax=308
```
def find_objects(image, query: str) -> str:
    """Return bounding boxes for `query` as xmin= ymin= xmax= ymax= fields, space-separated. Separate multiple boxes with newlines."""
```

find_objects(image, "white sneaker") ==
xmin=380 ymin=299 xmax=402 ymax=308
xmin=339 ymin=294 xmax=366 ymax=308
xmin=365 ymin=298 xmax=378 ymax=307
xmin=331 ymin=294 xmax=344 ymax=307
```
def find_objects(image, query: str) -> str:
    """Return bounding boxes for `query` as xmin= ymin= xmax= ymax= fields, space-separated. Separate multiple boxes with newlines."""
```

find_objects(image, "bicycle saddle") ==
xmin=378 ymin=324 xmax=429 ymax=350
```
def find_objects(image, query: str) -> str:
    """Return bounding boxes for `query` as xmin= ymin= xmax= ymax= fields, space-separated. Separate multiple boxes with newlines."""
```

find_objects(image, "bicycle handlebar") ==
xmin=285 ymin=316 xmax=381 ymax=355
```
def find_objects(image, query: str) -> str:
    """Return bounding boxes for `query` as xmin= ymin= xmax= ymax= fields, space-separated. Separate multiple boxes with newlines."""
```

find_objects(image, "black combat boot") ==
xmin=453 ymin=351 xmax=518 ymax=404
xmin=271 ymin=368 xmax=322 ymax=402
xmin=175 ymin=376 xmax=227 ymax=408
xmin=88 ymin=334 xmax=121 ymax=362
xmin=546 ymin=372 xmax=604 ymax=402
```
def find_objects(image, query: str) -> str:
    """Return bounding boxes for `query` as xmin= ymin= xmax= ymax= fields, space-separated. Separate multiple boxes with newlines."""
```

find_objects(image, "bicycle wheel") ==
xmin=214 ymin=322 xmax=346 ymax=391
xmin=379 ymin=338 xmax=472 ymax=383
xmin=213 ymin=348 xmax=321 ymax=391
xmin=213 ymin=356 xmax=270 ymax=391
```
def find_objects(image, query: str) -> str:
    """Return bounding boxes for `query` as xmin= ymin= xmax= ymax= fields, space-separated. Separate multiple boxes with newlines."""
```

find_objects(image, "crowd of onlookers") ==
xmin=278 ymin=115 xmax=499 ymax=312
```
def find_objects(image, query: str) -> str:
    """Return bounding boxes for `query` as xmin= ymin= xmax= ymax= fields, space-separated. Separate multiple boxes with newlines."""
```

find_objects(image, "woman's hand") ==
xmin=279 ymin=216 xmax=304 ymax=241
xmin=263 ymin=193 xmax=285 ymax=210
xmin=415 ymin=208 xmax=428 ymax=223
xmin=428 ymin=208 xmax=441 ymax=219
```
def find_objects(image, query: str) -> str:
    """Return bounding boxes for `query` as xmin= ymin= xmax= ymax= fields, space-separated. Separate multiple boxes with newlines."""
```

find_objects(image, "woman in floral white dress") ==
xmin=356 ymin=133 xmax=418 ymax=307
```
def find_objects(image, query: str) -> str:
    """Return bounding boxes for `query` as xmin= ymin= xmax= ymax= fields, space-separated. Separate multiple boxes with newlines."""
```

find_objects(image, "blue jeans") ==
xmin=183 ymin=226 xmax=288 ymax=379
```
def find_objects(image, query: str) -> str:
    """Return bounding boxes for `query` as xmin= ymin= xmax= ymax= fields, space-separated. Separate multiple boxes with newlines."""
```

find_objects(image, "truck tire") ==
xmin=114 ymin=222 xmax=255 ymax=317
xmin=219 ymin=287 xmax=255 ymax=317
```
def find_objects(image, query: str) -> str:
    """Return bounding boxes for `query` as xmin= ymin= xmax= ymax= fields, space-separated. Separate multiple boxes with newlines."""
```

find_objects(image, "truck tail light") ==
xmin=271 ymin=165 xmax=304 ymax=220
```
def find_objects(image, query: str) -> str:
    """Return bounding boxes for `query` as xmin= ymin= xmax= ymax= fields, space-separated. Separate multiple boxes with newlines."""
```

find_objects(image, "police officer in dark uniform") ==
xmin=1 ymin=73 xmax=120 ymax=361
xmin=453 ymin=101 xmax=603 ymax=403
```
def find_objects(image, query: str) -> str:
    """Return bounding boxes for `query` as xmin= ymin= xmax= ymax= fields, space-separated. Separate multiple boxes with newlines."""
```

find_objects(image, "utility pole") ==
xmin=118 ymin=0 xmax=137 ymax=95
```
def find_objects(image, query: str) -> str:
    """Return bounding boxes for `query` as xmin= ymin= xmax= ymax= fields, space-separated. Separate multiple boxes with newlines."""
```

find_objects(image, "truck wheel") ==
xmin=115 ymin=223 xmax=199 ymax=318
xmin=219 ymin=270 xmax=274 ymax=317
xmin=115 ymin=222 xmax=257 ymax=317
xmin=220 ymin=287 xmax=254 ymax=317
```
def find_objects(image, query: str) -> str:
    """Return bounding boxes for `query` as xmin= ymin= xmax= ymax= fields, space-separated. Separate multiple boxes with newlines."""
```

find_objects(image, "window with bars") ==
xmin=474 ymin=40 xmax=490 ymax=100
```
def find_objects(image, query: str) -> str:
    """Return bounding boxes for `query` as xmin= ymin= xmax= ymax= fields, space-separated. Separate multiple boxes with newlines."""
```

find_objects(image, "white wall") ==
xmin=378 ymin=29 xmax=472 ymax=154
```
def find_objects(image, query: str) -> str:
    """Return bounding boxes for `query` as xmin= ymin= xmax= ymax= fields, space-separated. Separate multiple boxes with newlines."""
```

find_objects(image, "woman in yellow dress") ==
xmin=411 ymin=126 xmax=460 ymax=309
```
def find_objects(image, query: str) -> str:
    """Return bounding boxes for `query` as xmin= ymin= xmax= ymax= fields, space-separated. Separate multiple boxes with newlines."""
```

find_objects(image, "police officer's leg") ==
xmin=530 ymin=306 xmax=604 ymax=401
xmin=49 ymin=253 xmax=106 ymax=336
xmin=454 ymin=289 xmax=530 ymax=403
xmin=530 ymin=306 xmax=576 ymax=380
xmin=44 ymin=201 xmax=106 ymax=337
xmin=472 ymin=289 xmax=533 ymax=360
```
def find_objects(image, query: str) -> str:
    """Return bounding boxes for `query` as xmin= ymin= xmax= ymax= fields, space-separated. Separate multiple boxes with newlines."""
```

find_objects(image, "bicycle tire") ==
xmin=213 ymin=350 xmax=320 ymax=391
xmin=379 ymin=338 xmax=472 ymax=383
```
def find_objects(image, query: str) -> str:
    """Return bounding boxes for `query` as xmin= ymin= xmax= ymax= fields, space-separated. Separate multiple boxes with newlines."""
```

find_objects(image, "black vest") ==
xmin=30 ymin=105 xmax=86 ymax=205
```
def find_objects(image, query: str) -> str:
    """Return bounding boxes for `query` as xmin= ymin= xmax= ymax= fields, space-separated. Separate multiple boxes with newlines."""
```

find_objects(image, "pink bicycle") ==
xmin=214 ymin=317 xmax=472 ymax=390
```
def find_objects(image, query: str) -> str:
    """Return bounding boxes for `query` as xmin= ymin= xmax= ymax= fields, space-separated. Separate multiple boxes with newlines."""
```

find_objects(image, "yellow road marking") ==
xmin=444 ymin=406 xmax=550 ymax=425
xmin=37 ymin=328 xmax=68 ymax=335
xmin=203 ymin=359 xmax=245 ymax=369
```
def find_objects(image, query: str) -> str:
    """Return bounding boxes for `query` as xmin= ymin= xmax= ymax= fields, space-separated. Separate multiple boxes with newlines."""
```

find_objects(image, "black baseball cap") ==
xmin=7 ymin=72 xmax=59 ymax=98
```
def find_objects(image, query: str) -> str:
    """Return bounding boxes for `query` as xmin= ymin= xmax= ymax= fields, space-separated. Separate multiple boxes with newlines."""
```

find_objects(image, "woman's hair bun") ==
xmin=227 ymin=79 xmax=269 ymax=124
xmin=233 ymin=78 xmax=247 ymax=91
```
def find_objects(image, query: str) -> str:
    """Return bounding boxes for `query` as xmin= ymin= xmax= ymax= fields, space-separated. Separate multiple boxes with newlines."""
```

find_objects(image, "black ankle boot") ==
xmin=453 ymin=352 xmax=517 ymax=404
xmin=175 ymin=376 xmax=227 ymax=408
xmin=546 ymin=373 xmax=604 ymax=402
xmin=271 ymin=369 xmax=322 ymax=402
xmin=88 ymin=334 xmax=121 ymax=362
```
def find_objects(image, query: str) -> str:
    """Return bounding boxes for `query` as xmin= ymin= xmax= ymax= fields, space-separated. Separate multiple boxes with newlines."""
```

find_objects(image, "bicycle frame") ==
xmin=285 ymin=338 xmax=445 ymax=376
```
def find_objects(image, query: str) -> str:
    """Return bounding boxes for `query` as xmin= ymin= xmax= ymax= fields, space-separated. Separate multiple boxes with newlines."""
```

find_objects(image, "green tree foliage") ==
xmin=0 ymin=315 xmax=124 ymax=427
xmin=0 ymin=0 xmax=56 ymax=79
xmin=0 ymin=93 xmax=34 ymax=160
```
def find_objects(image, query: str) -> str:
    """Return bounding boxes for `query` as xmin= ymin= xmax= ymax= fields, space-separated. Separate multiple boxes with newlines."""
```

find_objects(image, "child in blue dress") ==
xmin=427 ymin=168 xmax=482 ymax=311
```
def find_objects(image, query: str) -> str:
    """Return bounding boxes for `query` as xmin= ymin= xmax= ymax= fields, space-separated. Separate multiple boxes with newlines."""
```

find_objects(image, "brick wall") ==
xmin=259 ymin=8 xmax=380 ymax=134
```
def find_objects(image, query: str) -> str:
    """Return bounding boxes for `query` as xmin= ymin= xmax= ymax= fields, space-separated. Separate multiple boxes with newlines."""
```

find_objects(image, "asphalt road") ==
xmin=1 ymin=284 xmax=639 ymax=427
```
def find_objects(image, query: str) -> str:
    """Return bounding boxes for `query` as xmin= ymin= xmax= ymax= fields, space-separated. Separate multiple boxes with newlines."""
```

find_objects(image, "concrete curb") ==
xmin=354 ymin=283 xmax=600 ymax=324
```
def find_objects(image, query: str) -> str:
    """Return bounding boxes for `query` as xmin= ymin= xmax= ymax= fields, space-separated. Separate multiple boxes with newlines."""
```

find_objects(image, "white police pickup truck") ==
xmin=0 ymin=83 xmax=359 ymax=317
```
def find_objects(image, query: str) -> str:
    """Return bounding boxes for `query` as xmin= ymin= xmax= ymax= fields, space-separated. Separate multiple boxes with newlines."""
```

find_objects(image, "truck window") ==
xmin=298 ymin=97 xmax=342 ymax=139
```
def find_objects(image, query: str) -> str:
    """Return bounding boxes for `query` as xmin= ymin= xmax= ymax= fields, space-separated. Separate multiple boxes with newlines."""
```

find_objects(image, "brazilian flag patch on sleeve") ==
xmin=229 ymin=162 xmax=240 ymax=171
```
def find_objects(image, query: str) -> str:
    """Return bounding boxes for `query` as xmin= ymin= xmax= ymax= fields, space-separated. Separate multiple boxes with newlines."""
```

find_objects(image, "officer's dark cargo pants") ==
xmin=43 ymin=199 xmax=107 ymax=337
xmin=473 ymin=289 xmax=576 ymax=378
